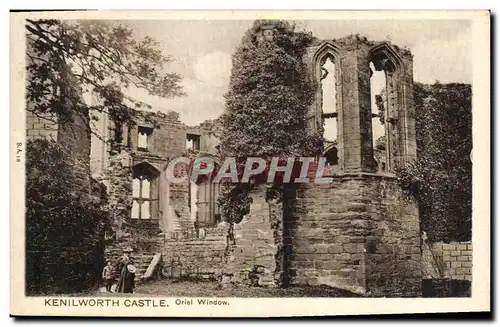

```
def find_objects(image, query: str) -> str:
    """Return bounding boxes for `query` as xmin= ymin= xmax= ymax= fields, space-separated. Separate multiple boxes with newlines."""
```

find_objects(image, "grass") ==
xmin=72 ymin=279 xmax=362 ymax=298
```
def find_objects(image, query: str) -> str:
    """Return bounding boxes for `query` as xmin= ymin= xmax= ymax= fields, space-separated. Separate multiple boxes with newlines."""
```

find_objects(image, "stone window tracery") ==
xmin=312 ymin=44 xmax=342 ymax=169
xmin=369 ymin=44 xmax=402 ymax=172
xmin=131 ymin=163 xmax=159 ymax=220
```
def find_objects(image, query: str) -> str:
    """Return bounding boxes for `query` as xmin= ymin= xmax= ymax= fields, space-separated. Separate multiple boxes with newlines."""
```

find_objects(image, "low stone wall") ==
xmin=157 ymin=177 xmax=422 ymax=296
xmin=422 ymin=241 xmax=472 ymax=281
xmin=162 ymin=227 xmax=227 ymax=280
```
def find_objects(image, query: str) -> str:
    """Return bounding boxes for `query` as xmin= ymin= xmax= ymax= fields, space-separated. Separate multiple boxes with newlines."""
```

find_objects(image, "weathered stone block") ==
xmin=327 ymin=244 xmax=343 ymax=254
xmin=456 ymin=267 xmax=471 ymax=275
xmin=442 ymin=244 xmax=455 ymax=251
xmin=343 ymin=243 xmax=359 ymax=253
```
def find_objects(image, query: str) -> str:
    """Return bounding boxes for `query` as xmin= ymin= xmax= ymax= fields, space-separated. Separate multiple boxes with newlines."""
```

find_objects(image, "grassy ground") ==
xmin=80 ymin=279 xmax=361 ymax=298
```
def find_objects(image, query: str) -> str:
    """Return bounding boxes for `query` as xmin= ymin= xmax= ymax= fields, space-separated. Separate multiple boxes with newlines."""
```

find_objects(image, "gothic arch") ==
xmin=131 ymin=161 xmax=160 ymax=220
xmin=133 ymin=161 xmax=160 ymax=177
xmin=310 ymin=42 xmax=343 ymax=167
xmin=368 ymin=43 xmax=406 ymax=172
xmin=323 ymin=142 xmax=339 ymax=166
xmin=368 ymin=43 xmax=404 ymax=73
xmin=312 ymin=42 xmax=341 ymax=73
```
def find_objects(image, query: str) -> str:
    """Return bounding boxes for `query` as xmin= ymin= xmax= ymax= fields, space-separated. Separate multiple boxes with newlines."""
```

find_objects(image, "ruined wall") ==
xmin=304 ymin=35 xmax=416 ymax=173
xmin=224 ymin=186 xmax=278 ymax=286
xmin=362 ymin=176 xmax=421 ymax=297
xmin=162 ymin=227 xmax=227 ymax=280
xmin=106 ymin=111 xmax=214 ymax=237
xmin=104 ymin=110 xmax=222 ymax=275
xmin=157 ymin=185 xmax=279 ymax=286
xmin=26 ymin=105 xmax=91 ymax=191
xmin=288 ymin=175 xmax=421 ymax=296
xmin=422 ymin=241 xmax=472 ymax=281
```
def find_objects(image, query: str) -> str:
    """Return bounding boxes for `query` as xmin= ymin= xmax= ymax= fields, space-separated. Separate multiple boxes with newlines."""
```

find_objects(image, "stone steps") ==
xmin=130 ymin=253 xmax=155 ymax=280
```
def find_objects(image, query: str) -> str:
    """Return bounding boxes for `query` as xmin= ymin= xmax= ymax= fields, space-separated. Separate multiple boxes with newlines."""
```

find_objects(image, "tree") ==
xmin=24 ymin=19 xmax=185 ymax=293
xmin=25 ymin=19 xmax=184 ymax=139
xmin=26 ymin=139 xmax=110 ymax=294
xmin=217 ymin=20 xmax=316 ymax=224
xmin=396 ymin=82 xmax=472 ymax=242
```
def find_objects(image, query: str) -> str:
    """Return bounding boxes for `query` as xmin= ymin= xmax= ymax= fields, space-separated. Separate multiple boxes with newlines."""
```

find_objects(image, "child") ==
xmin=102 ymin=261 xmax=114 ymax=292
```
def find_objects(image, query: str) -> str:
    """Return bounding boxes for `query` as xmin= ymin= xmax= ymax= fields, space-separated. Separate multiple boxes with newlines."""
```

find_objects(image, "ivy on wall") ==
xmin=217 ymin=20 xmax=317 ymax=224
xmin=396 ymin=82 xmax=472 ymax=242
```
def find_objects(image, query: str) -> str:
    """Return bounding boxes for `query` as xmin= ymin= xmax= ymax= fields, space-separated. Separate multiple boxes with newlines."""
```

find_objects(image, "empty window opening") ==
xmin=131 ymin=163 xmax=159 ymax=220
xmin=132 ymin=175 xmax=152 ymax=219
xmin=138 ymin=126 xmax=153 ymax=151
xmin=320 ymin=56 xmax=338 ymax=158
xmin=186 ymin=134 xmax=201 ymax=151
xmin=193 ymin=179 xmax=221 ymax=228
xmin=324 ymin=145 xmax=339 ymax=166
xmin=189 ymin=181 xmax=199 ymax=222
xmin=370 ymin=61 xmax=387 ymax=171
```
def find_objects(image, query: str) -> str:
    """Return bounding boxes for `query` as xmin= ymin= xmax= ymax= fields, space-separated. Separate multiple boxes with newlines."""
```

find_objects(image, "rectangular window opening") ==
xmin=138 ymin=126 xmax=153 ymax=151
xmin=186 ymin=133 xmax=201 ymax=151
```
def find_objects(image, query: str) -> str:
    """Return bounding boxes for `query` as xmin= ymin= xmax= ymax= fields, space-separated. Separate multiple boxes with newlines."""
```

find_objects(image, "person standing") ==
xmin=122 ymin=264 xmax=136 ymax=293
xmin=116 ymin=251 xmax=137 ymax=293
xmin=102 ymin=261 xmax=114 ymax=292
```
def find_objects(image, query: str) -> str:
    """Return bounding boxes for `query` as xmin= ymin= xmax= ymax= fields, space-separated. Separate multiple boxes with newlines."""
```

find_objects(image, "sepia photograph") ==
xmin=10 ymin=10 xmax=490 ymax=317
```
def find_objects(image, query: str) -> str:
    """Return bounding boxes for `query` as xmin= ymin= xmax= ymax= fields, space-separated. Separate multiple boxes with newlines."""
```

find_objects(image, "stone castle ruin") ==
xmin=28 ymin=32 xmax=426 ymax=296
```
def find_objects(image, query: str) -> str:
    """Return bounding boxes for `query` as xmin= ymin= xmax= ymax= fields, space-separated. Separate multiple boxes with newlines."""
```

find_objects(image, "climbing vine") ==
xmin=395 ymin=82 xmax=472 ymax=242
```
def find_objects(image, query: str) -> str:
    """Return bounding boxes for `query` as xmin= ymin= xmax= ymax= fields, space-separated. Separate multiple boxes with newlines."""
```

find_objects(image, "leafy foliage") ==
xmin=375 ymin=135 xmax=386 ymax=151
xmin=217 ymin=20 xmax=315 ymax=223
xmin=26 ymin=139 xmax=110 ymax=294
xmin=396 ymin=82 xmax=472 ymax=242
xmin=26 ymin=19 xmax=184 ymax=139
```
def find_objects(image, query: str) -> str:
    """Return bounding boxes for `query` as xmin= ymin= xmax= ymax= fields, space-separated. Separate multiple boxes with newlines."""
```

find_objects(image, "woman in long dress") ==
xmin=115 ymin=253 xmax=134 ymax=293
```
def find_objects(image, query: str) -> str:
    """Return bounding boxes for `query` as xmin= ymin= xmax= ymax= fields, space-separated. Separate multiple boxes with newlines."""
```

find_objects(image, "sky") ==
xmin=116 ymin=19 xmax=472 ymax=139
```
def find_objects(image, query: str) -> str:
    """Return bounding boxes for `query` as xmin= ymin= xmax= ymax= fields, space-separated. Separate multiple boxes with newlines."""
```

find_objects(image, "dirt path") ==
xmin=89 ymin=280 xmax=360 ymax=298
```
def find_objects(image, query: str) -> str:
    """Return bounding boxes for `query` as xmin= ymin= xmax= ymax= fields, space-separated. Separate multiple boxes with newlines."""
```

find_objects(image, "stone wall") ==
xmin=422 ymin=241 xmax=472 ymax=281
xmin=106 ymin=110 xmax=220 ymax=239
xmin=162 ymin=227 xmax=227 ymax=280
xmin=26 ymin=103 xmax=92 ymax=191
xmin=26 ymin=110 xmax=58 ymax=141
xmin=157 ymin=186 xmax=279 ymax=286
xmin=224 ymin=186 xmax=278 ymax=286
xmin=288 ymin=174 xmax=421 ymax=296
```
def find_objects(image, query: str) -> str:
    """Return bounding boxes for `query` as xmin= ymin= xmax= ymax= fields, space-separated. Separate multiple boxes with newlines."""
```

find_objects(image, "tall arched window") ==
xmin=369 ymin=61 xmax=387 ymax=172
xmin=312 ymin=43 xmax=341 ymax=167
xmin=369 ymin=44 xmax=402 ymax=172
xmin=321 ymin=56 xmax=337 ymax=145
xmin=131 ymin=162 xmax=160 ymax=220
